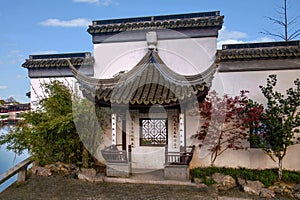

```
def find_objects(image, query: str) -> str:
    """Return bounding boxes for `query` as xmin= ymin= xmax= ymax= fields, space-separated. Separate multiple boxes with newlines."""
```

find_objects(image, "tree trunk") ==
xmin=82 ymin=146 xmax=89 ymax=168
xmin=278 ymin=158 xmax=283 ymax=181
xmin=284 ymin=0 xmax=288 ymax=41
xmin=210 ymin=149 xmax=218 ymax=166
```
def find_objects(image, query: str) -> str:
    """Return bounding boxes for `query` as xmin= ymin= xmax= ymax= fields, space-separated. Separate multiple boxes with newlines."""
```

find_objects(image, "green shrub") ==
xmin=202 ymin=177 xmax=216 ymax=185
xmin=282 ymin=170 xmax=300 ymax=183
xmin=191 ymin=167 xmax=300 ymax=187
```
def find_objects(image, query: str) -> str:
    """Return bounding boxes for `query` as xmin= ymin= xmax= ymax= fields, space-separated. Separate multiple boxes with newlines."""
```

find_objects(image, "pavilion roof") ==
xmin=69 ymin=50 xmax=216 ymax=107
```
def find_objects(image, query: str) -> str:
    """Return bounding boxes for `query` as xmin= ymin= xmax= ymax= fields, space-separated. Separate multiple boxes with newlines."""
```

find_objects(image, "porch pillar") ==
xmin=111 ymin=113 xmax=117 ymax=145
xmin=179 ymin=113 xmax=185 ymax=148
xmin=120 ymin=114 xmax=127 ymax=151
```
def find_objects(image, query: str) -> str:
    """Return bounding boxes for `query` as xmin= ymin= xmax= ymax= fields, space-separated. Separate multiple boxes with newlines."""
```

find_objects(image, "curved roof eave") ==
xmin=67 ymin=49 xmax=217 ymax=88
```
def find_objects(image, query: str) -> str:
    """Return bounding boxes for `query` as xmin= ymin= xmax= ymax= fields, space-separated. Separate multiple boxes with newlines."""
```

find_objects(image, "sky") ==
xmin=0 ymin=0 xmax=299 ymax=103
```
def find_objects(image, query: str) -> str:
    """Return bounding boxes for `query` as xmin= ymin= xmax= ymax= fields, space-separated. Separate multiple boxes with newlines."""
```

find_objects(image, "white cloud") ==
xmin=32 ymin=50 xmax=59 ymax=55
xmin=0 ymin=86 xmax=8 ymax=90
xmin=218 ymin=26 xmax=247 ymax=41
xmin=40 ymin=18 xmax=91 ymax=27
xmin=73 ymin=0 xmax=113 ymax=6
xmin=217 ymin=27 xmax=275 ymax=49
xmin=248 ymin=37 xmax=275 ymax=43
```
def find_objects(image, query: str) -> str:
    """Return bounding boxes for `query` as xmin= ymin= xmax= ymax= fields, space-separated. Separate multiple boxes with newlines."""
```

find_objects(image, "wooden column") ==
xmin=165 ymin=144 xmax=168 ymax=163
xmin=121 ymin=115 xmax=127 ymax=151
xmin=111 ymin=113 xmax=117 ymax=145
xmin=128 ymin=145 xmax=132 ymax=175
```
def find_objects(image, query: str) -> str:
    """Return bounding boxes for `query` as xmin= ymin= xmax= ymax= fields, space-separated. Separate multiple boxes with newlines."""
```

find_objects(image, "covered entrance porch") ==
xmin=100 ymin=107 xmax=195 ymax=180
xmin=68 ymin=42 xmax=216 ymax=180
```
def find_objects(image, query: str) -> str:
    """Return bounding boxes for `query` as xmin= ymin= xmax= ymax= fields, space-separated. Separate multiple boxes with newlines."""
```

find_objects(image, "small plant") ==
xmin=202 ymin=177 xmax=216 ymax=186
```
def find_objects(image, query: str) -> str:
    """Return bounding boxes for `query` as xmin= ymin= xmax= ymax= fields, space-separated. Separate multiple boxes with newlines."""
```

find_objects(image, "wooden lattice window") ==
xmin=140 ymin=118 xmax=168 ymax=146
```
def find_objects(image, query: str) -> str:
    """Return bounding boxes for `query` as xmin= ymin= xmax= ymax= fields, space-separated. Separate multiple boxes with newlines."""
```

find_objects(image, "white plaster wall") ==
xmin=93 ymin=37 xmax=216 ymax=78
xmin=213 ymin=70 xmax=300 ymax=104
xmin=185 ymin=110 xmax=201 ymax=147
xmin=158 ymin=37 xmax=216 ymax=75
xmin=190 ymin=145 xmax=300 ymax=171
xmin=30 ymin=77 xmax=78 ymax=110
xmin=93 ymin=42 xmax=146 ymax=78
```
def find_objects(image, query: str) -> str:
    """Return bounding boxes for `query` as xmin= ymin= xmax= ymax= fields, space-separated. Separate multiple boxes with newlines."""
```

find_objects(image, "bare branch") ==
xmin=260 ymin=30 xmax=285 ymax=40
xmin=261 ymin=0 xmax=299 ymax=41
xmin=264 ymin=16 xmax=285 ymax=26
xmin=288 ymin=15 xmax=300 ymax=26
xmin=288 ymin=29 xmax=300 ymax=40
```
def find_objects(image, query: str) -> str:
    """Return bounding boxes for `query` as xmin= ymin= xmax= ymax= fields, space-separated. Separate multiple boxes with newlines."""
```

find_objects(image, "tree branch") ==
xmin=264 ymin=16 xmax=286 ymax=26
xmin=288 ymin=29 xmax=300 ymax=40
xmin=288 ymin=15 xmax=300 ymax=26
xmin=260 ymin=30 xmax=285 ymax=40
xmin=217 ymin=146 xmax=229 ymax=157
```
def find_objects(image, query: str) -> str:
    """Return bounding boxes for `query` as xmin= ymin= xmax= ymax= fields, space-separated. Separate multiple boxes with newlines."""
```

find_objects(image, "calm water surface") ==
xmin=0 ymin=125 xmax=29 ymax=192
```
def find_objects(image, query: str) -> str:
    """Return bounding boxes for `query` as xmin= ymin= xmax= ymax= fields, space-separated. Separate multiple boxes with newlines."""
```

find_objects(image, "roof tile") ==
xmin=70 ymin=50 xmax=215 ymax=107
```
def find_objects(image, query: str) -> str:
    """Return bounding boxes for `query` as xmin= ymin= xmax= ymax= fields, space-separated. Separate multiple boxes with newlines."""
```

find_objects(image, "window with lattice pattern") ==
xmin=140 ymin=118 xmax=168 ymax=146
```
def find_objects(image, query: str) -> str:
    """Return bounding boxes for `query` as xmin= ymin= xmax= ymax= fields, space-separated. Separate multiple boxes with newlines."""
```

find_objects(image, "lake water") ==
xmin=0 ymin=125 xmax=29 ymax=192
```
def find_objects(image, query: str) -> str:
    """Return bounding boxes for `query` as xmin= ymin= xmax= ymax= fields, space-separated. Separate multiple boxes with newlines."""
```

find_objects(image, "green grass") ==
xmin=191 ymin=167 xmax=300 ymax=187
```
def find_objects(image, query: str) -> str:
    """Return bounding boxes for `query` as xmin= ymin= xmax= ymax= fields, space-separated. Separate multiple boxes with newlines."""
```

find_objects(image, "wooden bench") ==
xmin=165 ymin=145 xmax=195 ymax=165
xmin=101 ymin=145 xmax=131 ymax=177
xmin=101 ymin=145 xmax=128 ymax=163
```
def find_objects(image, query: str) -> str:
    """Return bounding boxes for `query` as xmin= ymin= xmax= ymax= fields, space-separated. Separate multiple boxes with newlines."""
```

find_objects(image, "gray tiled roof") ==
xmin=22 ymin=52 xmax=94 ymax=68
xmin=69 ymin=50 xmax=216 ymax=107
xmin=218 ymin=40 xmax=300 ymax=61
xmin=88 ymin=11 xmax=223 ymax=34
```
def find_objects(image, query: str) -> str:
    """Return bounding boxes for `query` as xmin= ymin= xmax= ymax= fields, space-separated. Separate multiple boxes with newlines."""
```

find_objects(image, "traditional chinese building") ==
xmin=22 ymin=11 xmax=300 ymax=178
xmin=0 ymin=102 xmax=30 ymax=125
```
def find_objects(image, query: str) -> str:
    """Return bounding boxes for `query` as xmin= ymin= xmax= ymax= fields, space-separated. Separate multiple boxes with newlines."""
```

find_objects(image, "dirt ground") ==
xmin=0 ymin=175 xmax=295 ymax=200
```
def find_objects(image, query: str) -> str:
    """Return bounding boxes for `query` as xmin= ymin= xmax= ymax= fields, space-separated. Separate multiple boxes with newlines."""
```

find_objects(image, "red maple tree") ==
xmin=193 ymin=90 xmax=263 ymax=166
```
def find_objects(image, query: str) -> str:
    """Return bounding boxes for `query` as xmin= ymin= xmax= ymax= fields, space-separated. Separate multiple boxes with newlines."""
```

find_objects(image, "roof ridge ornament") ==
xmin=146 ymin=32 xmax=157 ymax=50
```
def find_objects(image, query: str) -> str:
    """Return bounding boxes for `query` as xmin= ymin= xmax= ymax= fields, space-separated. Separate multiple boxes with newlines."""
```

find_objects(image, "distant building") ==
xmin=22 ymin=11 xmax=300 ymax=177
xmin=0 ymin=102 xmax=30 ymax=124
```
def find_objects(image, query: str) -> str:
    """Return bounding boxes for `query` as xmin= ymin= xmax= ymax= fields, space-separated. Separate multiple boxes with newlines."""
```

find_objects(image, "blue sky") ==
xmin=0 ymin=0 xmax=299 ymax=103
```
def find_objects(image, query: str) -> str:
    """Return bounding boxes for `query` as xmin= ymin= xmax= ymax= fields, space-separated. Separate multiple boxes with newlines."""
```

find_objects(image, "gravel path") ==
xmin=0 ymin=175 xmax=295 ymax=200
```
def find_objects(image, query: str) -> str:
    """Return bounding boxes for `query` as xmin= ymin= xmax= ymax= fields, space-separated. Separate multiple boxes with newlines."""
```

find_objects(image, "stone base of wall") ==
xmin=164 ymin=164 xmax=189 ymax=181
xmin=106 ymin=162 xmax=131 ymax=178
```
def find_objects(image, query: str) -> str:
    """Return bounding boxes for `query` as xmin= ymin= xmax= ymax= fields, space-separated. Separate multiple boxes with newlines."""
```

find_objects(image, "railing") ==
xmin=0 ymin=156 xmax=32 ymax=185
xmin=101 ymin=145 xmax=128 ymax=163
xmin=165 ymin=145 xmax=194 ymax=165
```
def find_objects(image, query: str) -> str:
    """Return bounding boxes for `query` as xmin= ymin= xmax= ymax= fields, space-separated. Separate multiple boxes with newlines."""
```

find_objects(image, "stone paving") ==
xmin=0 ymin=175 xmax=218 ymax=200
xmin=0 ymin=170 xmax=294 ymax=200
